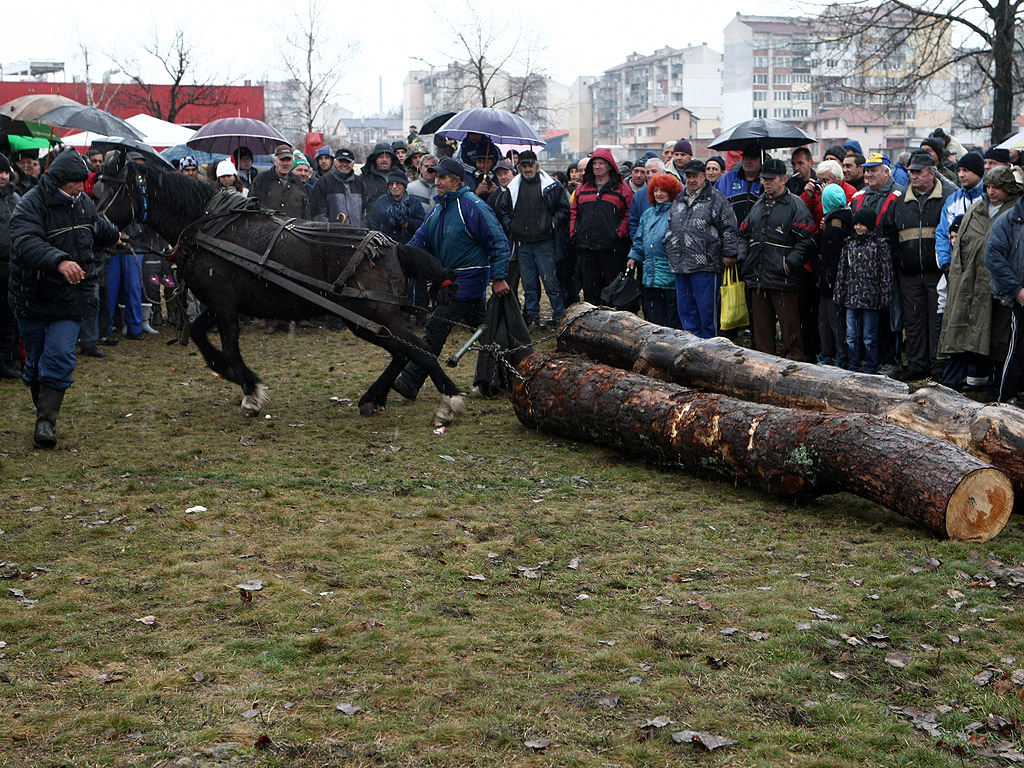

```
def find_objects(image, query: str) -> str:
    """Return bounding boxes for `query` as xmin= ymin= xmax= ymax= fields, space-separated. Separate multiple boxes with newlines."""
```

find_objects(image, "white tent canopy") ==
xmin=61 ymin=114 xmax=196 ymax=150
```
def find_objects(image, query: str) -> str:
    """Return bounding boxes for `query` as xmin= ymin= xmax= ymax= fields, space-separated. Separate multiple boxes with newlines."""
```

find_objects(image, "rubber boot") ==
xmin=141 ymin=304 xmax=159 ymax=335
xmin=33 ymin=386 xmax=65 ymax=449
xmin=29 ymin=381 xmax=40 ymax=408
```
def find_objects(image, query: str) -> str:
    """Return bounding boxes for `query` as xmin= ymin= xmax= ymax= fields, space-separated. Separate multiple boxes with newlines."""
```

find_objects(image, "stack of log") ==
xmin=508 ymin=304 xmax=1018 ymax=542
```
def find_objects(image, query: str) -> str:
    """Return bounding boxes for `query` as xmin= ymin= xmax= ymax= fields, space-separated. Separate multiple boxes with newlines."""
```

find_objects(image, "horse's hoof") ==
xmin=240 ymin=383 xmax=269 ymax=416
xmin=432 ymin=394 xmax=466 ymax=427
xmin=359 ymin=401 xmax=383 ymax=416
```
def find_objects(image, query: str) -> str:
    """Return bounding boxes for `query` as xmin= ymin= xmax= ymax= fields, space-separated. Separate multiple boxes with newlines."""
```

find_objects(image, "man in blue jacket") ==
xmin=392 ymin=157 xmax=510 ymax=401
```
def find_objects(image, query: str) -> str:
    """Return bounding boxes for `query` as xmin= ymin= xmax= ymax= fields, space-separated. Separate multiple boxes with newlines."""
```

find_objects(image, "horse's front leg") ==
xmin=215 ymin=311 xmax=268 ymax=416
xmin=191 ymin=308 xmax=238 ymax=383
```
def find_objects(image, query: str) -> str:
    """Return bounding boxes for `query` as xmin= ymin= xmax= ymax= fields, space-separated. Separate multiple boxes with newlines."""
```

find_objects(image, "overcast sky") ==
xmin=7 ymin=0 xmax=800 ymax=118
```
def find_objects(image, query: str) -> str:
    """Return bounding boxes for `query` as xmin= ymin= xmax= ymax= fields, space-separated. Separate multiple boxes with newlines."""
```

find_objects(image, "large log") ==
xmin=557 ymin=303 xmax=1024 ymax=495
xmin=511 ymin=354 xmax=1012 ymax=542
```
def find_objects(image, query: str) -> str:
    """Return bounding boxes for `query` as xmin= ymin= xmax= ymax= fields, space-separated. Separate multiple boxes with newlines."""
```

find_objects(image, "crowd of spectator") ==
xmin=5 ymin=124 xmax=1024 ymax=451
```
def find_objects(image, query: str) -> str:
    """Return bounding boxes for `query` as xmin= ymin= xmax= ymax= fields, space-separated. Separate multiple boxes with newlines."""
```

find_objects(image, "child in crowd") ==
xmin=815 ymin=184 xmax=852 ymax=367
xmin=833 ymin=208 xmax=894 ymax=374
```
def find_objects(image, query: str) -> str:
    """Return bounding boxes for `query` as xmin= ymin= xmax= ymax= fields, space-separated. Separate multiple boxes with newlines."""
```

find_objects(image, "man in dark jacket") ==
xmin=494 ymin=150 xmax=571 ymax=326
xmin=715 ymin=145 xmax=764 ymax=225
xmin=309 ymin=148 xmax=364 ymax=225
xmin=737 ymin=157 xmax=817 ymax=361
xmin=361 ymin=142 xmax=401 ymax=214
xmin=8 ymin=149 xmax=121 ymax=447
xmin=985 ymin=187 xmax=1024 ymax=402
xmin=569 ymin=147 xmax=634 ymax=305
xmin=0 ymin=153 xmax=22 ymax=378
xmin=249 ymin=144 xmax=308 ymax=218
xmin=881 ymin=150 xmax=952 ymax=380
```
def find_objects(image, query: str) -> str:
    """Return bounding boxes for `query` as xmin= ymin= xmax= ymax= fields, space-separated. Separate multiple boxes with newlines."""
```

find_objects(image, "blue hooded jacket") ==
xmin=408 ymin=185 xmax=510 ymax=301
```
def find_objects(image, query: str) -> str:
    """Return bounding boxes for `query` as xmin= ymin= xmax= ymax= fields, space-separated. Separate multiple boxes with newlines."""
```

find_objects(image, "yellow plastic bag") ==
xmin=719 ymin=266 xmax=749 ymax=331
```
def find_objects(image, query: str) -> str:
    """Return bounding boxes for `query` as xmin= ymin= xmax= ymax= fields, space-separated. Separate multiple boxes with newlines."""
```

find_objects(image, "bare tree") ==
xmin=811 ymin=0 xmax=1023 ymax=144
xmin=279 ymin=0 xmax=359 ymax=135
xmin=77 ymin=43 xmax=121 ymax=110
xmin=430 ymin=3 xmax=550 ymax=117
xmin=108 ymin=26 xmax=239 ymax=123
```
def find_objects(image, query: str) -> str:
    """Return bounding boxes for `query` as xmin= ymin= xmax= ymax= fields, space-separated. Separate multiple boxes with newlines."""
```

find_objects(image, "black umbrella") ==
xmin=419 ymin=111 xmax=457 ymax=136
xmin=709 ymin=118 xmax=816 ymax=151
xmin=186 ymin=117 xmax=289 ymax=156
xmin=90 ymin=137 xmax=175 ymax=169
xmin=36 ymin=104 xmax=145 ymax=140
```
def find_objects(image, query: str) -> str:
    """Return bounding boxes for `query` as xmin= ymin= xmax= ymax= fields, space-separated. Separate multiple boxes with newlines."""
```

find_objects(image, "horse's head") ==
xmin=94 ymin=148 xmax=147 ymax=230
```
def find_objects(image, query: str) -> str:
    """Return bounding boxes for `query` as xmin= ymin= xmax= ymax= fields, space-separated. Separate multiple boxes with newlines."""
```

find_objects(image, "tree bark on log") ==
xmin=557 ymin=303 xmax=1024 ymax=497
xmin=512 ymin=353 xmax=1012 ymax=542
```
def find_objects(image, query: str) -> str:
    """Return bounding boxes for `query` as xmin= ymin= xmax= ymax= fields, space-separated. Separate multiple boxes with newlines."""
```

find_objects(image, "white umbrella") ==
xmin=996 ymin=129 xmax=1024 ymax=151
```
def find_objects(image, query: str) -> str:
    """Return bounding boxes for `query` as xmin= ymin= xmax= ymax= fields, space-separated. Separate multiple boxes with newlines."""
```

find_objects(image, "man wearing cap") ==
xmin=494 ymin=150 xmax=570 ymax=328
xmin=361 ymin=142 xmax=401 ymax=214
xmin=309 ymin=148 xmax=364 ymax=225
xmin=984 ymin=147 xmax=1011 ymax=173
xmin=232 ymin=147 xmax=258 ymax=190
xmin=8 ymin=149 xmax=122 ymax=447
xmin=939 ymin=166 xmax=1022 ymax=393
xmin=663 ymin=159 xmax=739 ymax=338
xmin=313 ymin=146 xmax=334 ymax=182
xmin=984 ymin=169 xmax=1024 ymax=402
xmin=250 ymin=144 xmax=308 ymax=219
xmin=919 ymin=137 xmax=959 ymax=191
xmin=936 ymin=151 xmax=986 ymax=275
xmin=715 ymin=145 xmax=763 ymax=225
xmin=736 ymin=157 xmax=817 ymax=361
xmin=391 ymin=157 xmax=511 ymax=401
xmin=367 ymin=170 xmax=425 ymax=245
xmin=664 ymin=139 xmax=694 ymax=181
xmin=178 ymin=156 xmax=200 ymax=179
xmin=881 ymin=149 xmax=952 ymax=380
xmin=13 ymin=151 xmax=39 ymax=195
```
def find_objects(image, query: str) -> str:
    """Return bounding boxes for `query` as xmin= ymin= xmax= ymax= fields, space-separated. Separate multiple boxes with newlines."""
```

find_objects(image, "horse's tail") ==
xmin=396 ymin=245 xmax=459 ymax=305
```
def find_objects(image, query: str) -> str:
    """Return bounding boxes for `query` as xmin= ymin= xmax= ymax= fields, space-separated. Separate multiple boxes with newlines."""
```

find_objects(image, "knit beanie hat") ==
xmin=821 ymin=184 xmax=847 ymax=215
xmin=0 ymin=153 xmax=11 ymax=175
xmin=387 ymin=169 xmax=408 ymax=187
xmin=956 ymin=151 xmax=984 ymax=180
xmin=853 ymin=207 xmax=877 ymax=231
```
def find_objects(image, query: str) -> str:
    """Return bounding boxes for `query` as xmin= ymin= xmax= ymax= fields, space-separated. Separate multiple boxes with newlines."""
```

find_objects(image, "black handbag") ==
xmin=600 ymin=267 xmax=643 ymax=312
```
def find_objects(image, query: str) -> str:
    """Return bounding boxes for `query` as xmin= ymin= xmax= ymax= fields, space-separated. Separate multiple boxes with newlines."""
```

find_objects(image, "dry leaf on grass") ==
xmin=524 ymin=738 xmax=550 ymax=751
xmin=597 ymin=694 xmax=620 ymax=708
xmin=641 ymin=716 xmax=673 ymax=729
xmin=135 ymin=615 xmax=156 ymax=625
xmin=672 ymin=730 xmax=739 ymax=750
xmin=240 ymin=708 xmax=261 ymax=719
xmin=336 ymin=702 xmax=362 ymax=715
xmin=885 ymin=652 xmax=910 ymax=669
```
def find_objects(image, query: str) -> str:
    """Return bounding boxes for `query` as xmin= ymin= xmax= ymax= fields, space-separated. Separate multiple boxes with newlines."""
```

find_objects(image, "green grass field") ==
xmin=2 ymin=324 xmax=1023 ymax=767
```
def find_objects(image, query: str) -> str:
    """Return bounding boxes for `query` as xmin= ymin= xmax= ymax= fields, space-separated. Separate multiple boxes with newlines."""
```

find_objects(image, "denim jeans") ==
xmin=107 ymin=251 xmax=143 ymax=335
xmin=517 ymin=239 xmax=564 ymax=321
xmin=18 ymin=317 xmax=80 ymax=389
xmin=676 ymin=272 xmax=720 ymax=339
xmin=846 ymin=308 xmax=880 ymax=374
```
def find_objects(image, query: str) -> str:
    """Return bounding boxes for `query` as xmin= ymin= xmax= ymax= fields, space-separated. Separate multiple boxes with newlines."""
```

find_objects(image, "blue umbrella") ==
xmin=161 ymin=144 xmax=227 ymax=166
xmin=436 ymin=108 xmax=545 ymax=146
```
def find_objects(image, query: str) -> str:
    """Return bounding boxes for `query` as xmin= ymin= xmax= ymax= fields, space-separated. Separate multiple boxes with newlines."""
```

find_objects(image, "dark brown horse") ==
xmin=95 ymin=151 xmax=466 ymax=425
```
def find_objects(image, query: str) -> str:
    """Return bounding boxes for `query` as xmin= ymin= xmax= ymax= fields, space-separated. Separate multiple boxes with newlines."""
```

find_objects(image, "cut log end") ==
xmin=945 ymin=468 xmax=1014 ymax=542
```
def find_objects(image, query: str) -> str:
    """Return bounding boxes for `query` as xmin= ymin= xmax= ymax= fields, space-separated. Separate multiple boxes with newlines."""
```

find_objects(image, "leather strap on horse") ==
xmin=193 ymin=231 xmax=388 ymax=336
xmin=332 ymin=230 xmax=391 ymax=295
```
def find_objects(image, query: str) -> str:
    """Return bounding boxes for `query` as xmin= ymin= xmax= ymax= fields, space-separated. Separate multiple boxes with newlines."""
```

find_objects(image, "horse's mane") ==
xmin=148 ymin=164 xmax=216 ymax=223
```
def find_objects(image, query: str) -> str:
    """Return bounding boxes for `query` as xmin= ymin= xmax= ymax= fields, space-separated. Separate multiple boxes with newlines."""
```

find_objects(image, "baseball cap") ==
xmin=518 ymin=150 xmax=538 ymax=163
xmin=759 ymin=158 xmax=787 ymax=178
xmin=682 ymin=159 xmax=706 ymax=174
xmin=432 ymin=157 xmax=467 ymax=182
xmin=335 ymin=149 xmax=355 ymax=162
xmin=861 ymin=152 xmax=891 ymax=168
xmin=907 ymin=150 xmax=936 ymax=171
xmin=273 ymin=144 xmax=294 ymax=159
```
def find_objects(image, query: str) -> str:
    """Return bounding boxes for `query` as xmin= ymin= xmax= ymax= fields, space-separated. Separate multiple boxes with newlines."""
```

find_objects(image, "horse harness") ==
xmin=176 ymin=193 xmax=408 ymax=337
